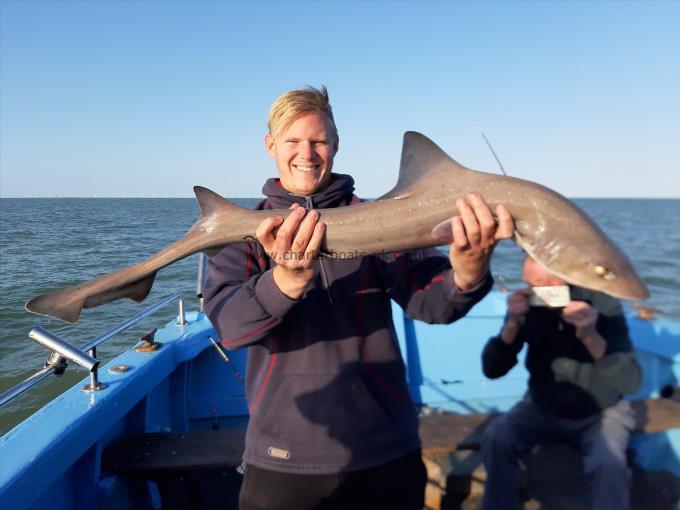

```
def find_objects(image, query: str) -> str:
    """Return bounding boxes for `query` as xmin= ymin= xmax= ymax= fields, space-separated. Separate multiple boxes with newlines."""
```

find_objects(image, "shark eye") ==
xmin=594 ymin=265 xmax=616 ymax=280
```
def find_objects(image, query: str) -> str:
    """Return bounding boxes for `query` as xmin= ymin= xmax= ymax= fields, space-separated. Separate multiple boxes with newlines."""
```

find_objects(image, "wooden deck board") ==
xmin=419 ymin=411 xmax=498 ymax=452
xmin=424 ymin=443 xmax=680 ymax=510
xmin=632 ymin=396 xmax=680 ymax=433
xmin=421 ymin=399 xmax=680 ymax=510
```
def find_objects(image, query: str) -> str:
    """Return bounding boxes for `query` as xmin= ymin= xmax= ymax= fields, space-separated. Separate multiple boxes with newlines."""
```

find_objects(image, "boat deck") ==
xmin=102 ymin=397 xmax=680 ymax=510
xmin=426 ymin=442 xmax=680 ymax=510
xmin=419 ymin=403 xmax=680 ymax=510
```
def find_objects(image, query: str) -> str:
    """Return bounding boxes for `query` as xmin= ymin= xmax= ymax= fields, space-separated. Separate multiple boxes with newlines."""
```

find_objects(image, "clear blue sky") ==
xmin=1 ymin=1 xmax=678 ymax=198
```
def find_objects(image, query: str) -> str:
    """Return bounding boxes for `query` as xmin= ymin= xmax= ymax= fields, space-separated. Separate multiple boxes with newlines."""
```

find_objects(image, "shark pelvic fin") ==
xmin=83 ymin=272 xmax=157 ymax=308
xmin=194 ymin=186 xmax=242 ymax=218
xmin=380 ymin=131 xmax=469 ymax=200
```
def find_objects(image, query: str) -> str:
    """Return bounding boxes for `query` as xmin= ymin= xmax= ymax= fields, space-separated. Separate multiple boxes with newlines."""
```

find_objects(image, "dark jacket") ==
xmin=481 ymin=287 xmax=642 ymax=419
xmin=203 ymin=173 xmax=492 ymax=474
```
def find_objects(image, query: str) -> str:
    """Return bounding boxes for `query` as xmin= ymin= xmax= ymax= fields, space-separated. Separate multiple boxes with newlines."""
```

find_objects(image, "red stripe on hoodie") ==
xmin=249 ymin=335 xmax=279 ymax=412
xmin=221 ymin=318 xmax=278 ymax=346
xmin=246 ymin=245 xmax=253 ymax=278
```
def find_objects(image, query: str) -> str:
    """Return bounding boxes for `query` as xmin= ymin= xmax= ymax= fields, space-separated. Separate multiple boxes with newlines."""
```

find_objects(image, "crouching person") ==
xmin=480 ymin=256 xmax=642 ymax=510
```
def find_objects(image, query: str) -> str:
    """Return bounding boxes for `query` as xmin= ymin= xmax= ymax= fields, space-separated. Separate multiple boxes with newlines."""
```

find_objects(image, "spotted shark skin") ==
xmin=25 ymin=132 xmax=648 ymax=323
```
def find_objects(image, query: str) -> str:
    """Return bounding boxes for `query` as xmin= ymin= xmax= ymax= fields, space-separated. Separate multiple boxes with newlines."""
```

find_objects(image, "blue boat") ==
xmin=1 ymin=260 xmax=679 ymax=509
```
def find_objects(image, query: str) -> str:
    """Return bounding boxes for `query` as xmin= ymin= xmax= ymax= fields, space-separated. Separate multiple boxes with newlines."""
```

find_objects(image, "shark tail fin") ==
xmin=194 ymin=186 xmax=243 ymax=218
xmin=25 ymin=272 xmax=158 ymax=324
xmin=25 ymin=187 xmax=242 ymax=324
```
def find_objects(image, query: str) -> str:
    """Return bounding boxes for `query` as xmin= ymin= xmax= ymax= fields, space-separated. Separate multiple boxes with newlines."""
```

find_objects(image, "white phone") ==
xmin=528 ymin=285 xmax=571 ymax=308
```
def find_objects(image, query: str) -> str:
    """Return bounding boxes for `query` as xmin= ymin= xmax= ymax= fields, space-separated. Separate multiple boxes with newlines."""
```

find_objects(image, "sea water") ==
xmin=1 ymin=197 xmax=678 ymax=434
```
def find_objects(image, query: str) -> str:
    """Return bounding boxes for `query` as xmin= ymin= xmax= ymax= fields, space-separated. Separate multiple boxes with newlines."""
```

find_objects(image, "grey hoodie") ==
xmin=203 ymin=174 xmax=492 ymax=474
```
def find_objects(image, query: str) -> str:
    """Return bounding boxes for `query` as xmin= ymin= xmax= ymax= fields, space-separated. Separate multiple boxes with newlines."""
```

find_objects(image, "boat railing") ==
xmin=0 ymin=291 xmax=188 ymax=408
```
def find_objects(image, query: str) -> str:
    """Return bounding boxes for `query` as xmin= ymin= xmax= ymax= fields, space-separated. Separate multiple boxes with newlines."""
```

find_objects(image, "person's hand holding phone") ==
xmin=501 ymin=288 xmax=532 ymax=344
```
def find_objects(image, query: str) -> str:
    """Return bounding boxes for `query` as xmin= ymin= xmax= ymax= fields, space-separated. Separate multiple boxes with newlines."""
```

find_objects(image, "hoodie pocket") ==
xmin=253 ymin=371 xmax=398 ymax=467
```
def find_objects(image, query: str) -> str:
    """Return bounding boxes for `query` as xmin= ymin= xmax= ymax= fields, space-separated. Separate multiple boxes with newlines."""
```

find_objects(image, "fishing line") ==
xmin=473 ymin=119 xmax=507 ymax=176
xmin=209 ymin=336 xmax=245 ymax=385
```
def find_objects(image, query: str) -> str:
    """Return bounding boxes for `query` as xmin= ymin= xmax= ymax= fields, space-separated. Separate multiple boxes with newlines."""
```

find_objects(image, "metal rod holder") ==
xmin=29 ymin=326 xmax=99 ymax=372
xmin=0 ymin=292 xmax=185 ymax=408
xmin=45 ymin=351 xmax=68 ymax=375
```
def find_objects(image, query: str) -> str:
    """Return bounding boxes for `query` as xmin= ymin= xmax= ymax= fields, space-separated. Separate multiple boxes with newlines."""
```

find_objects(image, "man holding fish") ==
xmin=480 ymin=256 xmax=642 ymax=510
xmin=23 ymin=81 xmax=648 ymax=507
xmin=203 ymin=86 xmax=513 ymax=510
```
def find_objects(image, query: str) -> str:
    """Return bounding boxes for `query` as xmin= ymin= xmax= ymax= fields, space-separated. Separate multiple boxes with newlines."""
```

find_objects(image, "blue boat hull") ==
xmin=2 ymin=292 xmax=679 ymax=509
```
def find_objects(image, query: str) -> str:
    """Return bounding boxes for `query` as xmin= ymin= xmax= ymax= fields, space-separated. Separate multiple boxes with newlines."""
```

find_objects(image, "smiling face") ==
xmin=265 ymin=110 xmax=339 ymax=196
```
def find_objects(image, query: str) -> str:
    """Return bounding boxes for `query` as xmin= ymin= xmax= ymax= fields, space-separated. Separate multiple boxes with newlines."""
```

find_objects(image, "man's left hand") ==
xmin=446 ymin=193 xmax=514 ymax=291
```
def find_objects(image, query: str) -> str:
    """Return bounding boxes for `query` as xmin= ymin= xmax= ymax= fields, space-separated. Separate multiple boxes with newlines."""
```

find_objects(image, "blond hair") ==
xmin=268 ymin=85 xmax=338 ymax=140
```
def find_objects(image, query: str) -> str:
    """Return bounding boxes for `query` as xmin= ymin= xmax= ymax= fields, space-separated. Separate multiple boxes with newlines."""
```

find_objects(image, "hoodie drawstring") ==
xmin=305 ymin=196 xmax=334 ymax=304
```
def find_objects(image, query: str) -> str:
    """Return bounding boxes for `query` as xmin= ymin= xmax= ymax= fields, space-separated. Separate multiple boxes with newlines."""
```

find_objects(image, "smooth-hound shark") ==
xmin=25 ymin=132 xmax=649 ymax=323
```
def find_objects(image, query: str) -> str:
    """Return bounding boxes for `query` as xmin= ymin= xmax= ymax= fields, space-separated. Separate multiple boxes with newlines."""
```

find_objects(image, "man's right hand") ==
xmin=501 ymin=288 xmax=531 ymax=344
xmin=256 ymin=203 xmax=326 ymax=299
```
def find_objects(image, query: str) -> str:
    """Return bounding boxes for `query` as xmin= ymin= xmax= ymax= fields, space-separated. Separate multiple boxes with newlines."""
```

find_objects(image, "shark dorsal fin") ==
xmin=194 ymin=186 xmax=242 ymax=218
xmin=380 ymin=131 xmax=467 ymax=200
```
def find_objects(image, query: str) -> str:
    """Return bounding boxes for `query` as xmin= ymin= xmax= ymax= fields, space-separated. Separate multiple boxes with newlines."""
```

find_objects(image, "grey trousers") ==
xmin=480 ymin=395 xmax=635 ymax=510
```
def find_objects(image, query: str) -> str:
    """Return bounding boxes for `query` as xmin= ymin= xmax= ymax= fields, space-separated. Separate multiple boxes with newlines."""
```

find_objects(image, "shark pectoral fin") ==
xmin=431 ymin=219 xmax=454 ymax=243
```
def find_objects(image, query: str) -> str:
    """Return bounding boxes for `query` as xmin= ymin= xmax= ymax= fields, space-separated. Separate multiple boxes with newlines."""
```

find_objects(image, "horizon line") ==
xmin=2 ymin=195 xmax=679 ymax=200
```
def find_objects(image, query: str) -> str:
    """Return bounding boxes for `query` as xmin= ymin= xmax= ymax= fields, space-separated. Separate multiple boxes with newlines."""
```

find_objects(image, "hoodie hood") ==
xmin=261 ymin=173 xmax=356 ymax=209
